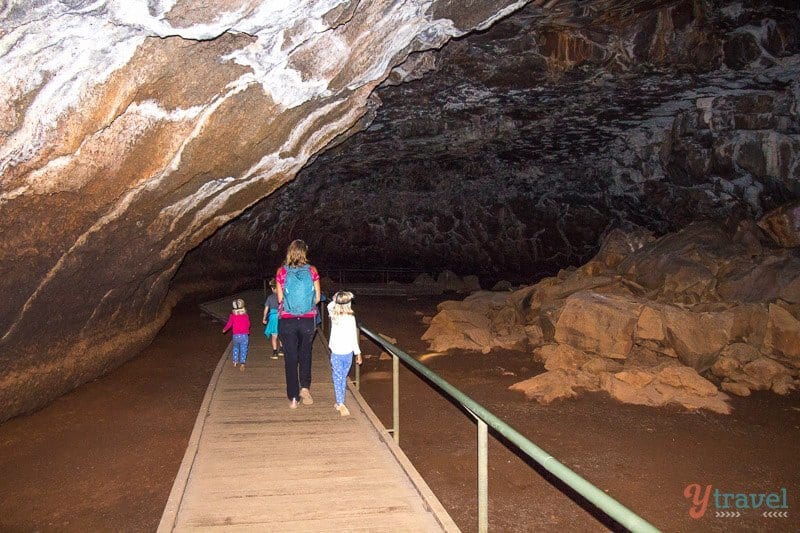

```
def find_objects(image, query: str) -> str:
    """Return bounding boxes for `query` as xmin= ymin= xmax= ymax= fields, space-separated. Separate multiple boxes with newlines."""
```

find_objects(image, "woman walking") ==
xmin=276 ymin=240 xmax=321 ymax=409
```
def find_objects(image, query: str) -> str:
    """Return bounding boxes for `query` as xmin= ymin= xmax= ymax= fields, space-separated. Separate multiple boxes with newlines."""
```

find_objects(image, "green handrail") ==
xmin=359 ymin=324 xmax=660 ymax=533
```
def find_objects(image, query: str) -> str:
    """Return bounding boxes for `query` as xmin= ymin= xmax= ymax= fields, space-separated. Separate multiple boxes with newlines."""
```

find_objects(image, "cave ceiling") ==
xmin=186 ymin=0 xmax=800 ymax=283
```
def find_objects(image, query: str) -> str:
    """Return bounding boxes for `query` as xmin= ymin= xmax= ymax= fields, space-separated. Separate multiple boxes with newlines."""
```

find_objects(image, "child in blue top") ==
xmin=262 ymin=279 xmax=282 ymax=360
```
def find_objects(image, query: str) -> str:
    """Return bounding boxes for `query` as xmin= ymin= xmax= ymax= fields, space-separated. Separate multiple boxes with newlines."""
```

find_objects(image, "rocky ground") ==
xmin=421 ymin=205 xmax=800 ymax=415
xmin=0 ymin=294 xmax=797 ymax=532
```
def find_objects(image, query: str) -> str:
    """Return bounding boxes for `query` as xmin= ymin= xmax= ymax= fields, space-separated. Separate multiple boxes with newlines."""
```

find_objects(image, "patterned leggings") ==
xmin=231 ymin=334 xmax=249 ymax=364
xmin=330 ymin=352 xmax=353 ymax=405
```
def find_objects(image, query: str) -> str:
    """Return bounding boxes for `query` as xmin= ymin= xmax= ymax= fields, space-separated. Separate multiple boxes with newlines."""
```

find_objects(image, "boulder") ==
xmin=661 ymin=260 xmax=717 ymax=304
xmin=742 ymin=357 xmax=793 ymax=391
xmin=421 ymin=308 xmax=490 ymax=352
xmin=598 ymin=371 xmax=665 ymax=406
xmin=654 ymin=366 xmax=719 ymax=397
xmin=625 ymin=345 xmax=679 ymax=367
xmin=718 ymin=257 xmax=800 ymax=305
xmin=554 ymin=292 xmax=642 ymax=359
xmin=719 ymin=342 xmax=761 ymax=364
xmin=661 ymin=306 xmax=731 ymax=371
xmin=489 ymin=306 xmax=519 ymax=333
xmin=614 ymin=370 xmax=654 ymax=388
xmin=654 ymin=367 xmax=731 ymax=414
xmin=721 ymin=381 xmax=752 ymax=397
xmin=509 ymin=369 xmax=600 ymax=404
xmin=771 ymin=375 xmax=797 ymax=395
xmin=581 ymin=357 xmax=624 ymax=374
xmin=492 ymin=280 xmax=514 ymax=291
xmin=494 ymin=329 xmax=529 ymax=351
xmin=600 ymin=372 xmax=665 ymax=407
xmin=763 ymin=303 xmax=800 ymax=366
xmin=593 ymin=226 xmax=655 ymax=269
xmin=635 ymin=305 xmax=666 ymax=344
xmin=463 ymin=328 xmax=494 ymax=354
xmin=757 ymin=200 xmax=800 ymax=248
xmin=535 ymin=344 xmax=591 ymax=372
xmin=524 ymin=324 xmax=545 ymax=348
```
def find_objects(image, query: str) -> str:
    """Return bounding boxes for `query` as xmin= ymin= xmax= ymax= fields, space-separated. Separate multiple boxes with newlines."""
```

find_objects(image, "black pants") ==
xmin=278 ymin=317 xmax=315 ymax=401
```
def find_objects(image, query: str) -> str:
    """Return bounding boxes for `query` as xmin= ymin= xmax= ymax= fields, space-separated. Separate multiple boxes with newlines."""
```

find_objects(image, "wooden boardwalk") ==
xmin=158 ymin=292 xmax=458 ymax=532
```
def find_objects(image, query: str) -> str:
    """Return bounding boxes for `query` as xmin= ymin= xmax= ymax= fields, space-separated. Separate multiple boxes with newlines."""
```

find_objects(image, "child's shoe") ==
xmin=338 ymin=404 xmax=350 ymax=417
xmin=299 ymin=388 xmax=313 ymax=405
xmin=289 ymin=398 xmax=299 ymax=409
xmin=271 ymin=350 xmax=279 ymax=360
xmin=239 ymin=364 xmax=246 ymax=372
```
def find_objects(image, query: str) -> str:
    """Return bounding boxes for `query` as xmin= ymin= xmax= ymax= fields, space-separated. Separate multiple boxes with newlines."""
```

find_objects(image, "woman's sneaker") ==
xmin=299 ymin=388 xmax=313 ymax=405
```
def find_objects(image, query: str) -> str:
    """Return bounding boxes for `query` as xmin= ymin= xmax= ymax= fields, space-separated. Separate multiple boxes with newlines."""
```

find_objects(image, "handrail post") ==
xmin=355 ymin=355 xmax=360 ymax=390
xmin=478 ymin=419 xmax=488 ymax=533
xmin=392 ymin=352 xmax=400 ymax=445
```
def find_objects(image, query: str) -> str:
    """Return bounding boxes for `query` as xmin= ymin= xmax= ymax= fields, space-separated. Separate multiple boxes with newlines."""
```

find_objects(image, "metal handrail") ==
xmin=358 ymin=324 xmax=660 ymax=533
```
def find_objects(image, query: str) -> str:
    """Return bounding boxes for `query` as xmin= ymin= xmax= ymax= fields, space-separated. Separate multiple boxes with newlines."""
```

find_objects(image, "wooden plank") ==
xmin=159 ymin=292 xmax=458 ymax=532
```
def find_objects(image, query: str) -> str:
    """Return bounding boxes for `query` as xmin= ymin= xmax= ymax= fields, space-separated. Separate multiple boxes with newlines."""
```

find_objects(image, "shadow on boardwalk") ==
xmin=158 ymin=291 xmax=457 ymax=532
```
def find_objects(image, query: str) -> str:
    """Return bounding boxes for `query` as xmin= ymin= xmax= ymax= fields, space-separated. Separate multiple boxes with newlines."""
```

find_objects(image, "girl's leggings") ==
xmin=330 ymin=352 xmax=353 ymax=405
xmin=232 ymin=334 xmax=249 ymax=364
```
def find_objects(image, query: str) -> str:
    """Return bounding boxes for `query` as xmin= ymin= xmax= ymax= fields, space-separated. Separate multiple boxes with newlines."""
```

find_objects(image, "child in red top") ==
xmin=223 ymin=298 xmax=251 ymax=372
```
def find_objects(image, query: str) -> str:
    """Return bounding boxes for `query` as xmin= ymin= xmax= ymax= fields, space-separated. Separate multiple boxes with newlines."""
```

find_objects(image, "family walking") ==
xmin=222 ymin=239 xmax=361 ymax=416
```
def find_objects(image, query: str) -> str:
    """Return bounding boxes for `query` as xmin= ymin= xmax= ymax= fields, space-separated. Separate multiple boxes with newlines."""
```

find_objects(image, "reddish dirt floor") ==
xmin=0 ymin=294 xmax=798 ymax=532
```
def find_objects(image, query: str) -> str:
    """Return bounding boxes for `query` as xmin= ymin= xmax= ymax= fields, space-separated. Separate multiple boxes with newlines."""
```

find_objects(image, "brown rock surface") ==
xmin=554 ymin=292 xmax=641 ymax=359
xmin=424 ymin=221 xmax=800 ymax=413
xmin=763 ymin=303 xmax=800 ymax=366
xmin=758 ymin=200 xmax=800 ymax=248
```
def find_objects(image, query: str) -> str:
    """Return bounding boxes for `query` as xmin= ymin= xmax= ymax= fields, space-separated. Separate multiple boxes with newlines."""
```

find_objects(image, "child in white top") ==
xmin=327 ymin=291 xmax=362 ymax=416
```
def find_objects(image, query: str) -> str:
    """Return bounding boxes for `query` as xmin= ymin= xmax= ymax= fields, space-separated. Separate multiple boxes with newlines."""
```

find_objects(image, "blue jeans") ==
xmin=330 ymin=352 xmax=353 ymax=405
xmin=232 ymin=334 xmax=249 ymax=364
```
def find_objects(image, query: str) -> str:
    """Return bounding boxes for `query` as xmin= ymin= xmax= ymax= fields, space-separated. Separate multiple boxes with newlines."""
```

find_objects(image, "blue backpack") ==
xmin=282 ymin=265 xmax=316 ymax=315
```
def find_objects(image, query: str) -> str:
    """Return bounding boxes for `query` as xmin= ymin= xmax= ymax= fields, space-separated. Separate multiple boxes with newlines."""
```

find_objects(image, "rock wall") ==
xmin=0 ymin=0 xmax=529 ymax=421
xmin=181 ymin=0 xmax=800 ymax=285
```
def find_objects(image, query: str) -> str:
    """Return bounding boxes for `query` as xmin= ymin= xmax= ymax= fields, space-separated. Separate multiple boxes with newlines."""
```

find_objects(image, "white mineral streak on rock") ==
xmin=2 ymin=100 xmax=203 ymax=200
xmin=159 ymin=87 xmax=374 ymax=259
xmin=4 ymin=81 xmax=244 ymax=332
xmin=161 ymin=177 xmax=236 ymax=232
xmin=346 ymin=11 xmax=453 ymax=91
xmin=0 ymin=17 xmax=143 ymax=174
xmin=107 ymin=1 xmax=250 ymax=39
xmin=473 ymin=0 xmax=527 ymax=31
